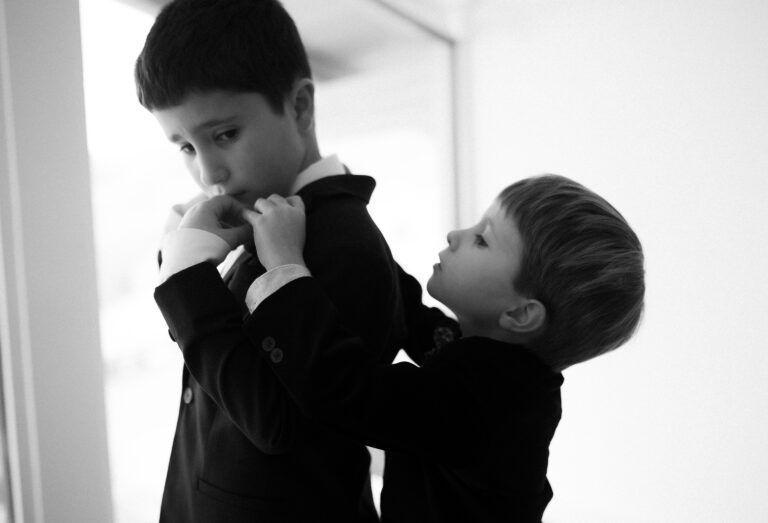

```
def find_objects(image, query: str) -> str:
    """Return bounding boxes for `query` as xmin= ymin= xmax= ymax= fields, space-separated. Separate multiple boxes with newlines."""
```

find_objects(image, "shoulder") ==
xmin=295 ymin=175 xmax=403 ymax=343
xmin=434 ymin=338 xmax=563 ymax=414
xmin=301 ymin=175 xmax=393 ymax=264
xmin=298 ymin=174 xmax=376 ymax=209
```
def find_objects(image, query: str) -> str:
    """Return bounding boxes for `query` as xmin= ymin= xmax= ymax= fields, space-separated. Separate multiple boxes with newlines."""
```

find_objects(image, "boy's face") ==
xmin=427 ymin=199 xmax=526 ymax=333
xmin=153 ymin=90 xmax=307 ymax=206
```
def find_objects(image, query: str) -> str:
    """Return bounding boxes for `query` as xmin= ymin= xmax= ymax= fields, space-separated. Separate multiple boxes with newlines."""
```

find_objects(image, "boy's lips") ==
xmin=208 ymin=186 xmax=239 ymax=198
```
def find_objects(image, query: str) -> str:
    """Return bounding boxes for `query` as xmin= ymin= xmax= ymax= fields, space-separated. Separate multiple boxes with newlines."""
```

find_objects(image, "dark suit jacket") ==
xmin=154 ymin=175 xmax=405 ymax=522
xmin=242 ymin=275 xmax=564 ymax=523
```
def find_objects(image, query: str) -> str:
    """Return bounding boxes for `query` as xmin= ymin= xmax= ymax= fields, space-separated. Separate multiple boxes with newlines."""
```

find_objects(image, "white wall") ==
xmin=466 ymin=0 xmax=768 ymax=521
xmin=0 ymin=0 xmax=113 ymax=521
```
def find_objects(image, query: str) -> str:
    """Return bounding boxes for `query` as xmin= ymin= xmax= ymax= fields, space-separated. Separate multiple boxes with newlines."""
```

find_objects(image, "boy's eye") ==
xmin=474 ymin=234 xmax=488 ymax=247
xmin=215 ymin=129 xmax=238 ymax=143
xmin=179 ymin=143 xmax=195 ymax=155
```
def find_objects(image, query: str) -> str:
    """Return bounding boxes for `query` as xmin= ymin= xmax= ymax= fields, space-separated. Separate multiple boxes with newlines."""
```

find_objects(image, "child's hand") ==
xmin=163 ymin=193 xmax=208 ymax=235
xmin=242 ymin=195 xmax=306 ymax=270
xmin=172 ymin=192 xmax=208 ymax=218
xmin=178 ymin=195 xmax=253 ymax=249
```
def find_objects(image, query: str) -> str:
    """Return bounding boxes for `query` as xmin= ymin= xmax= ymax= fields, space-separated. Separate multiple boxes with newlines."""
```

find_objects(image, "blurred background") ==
xmin=1 ymin=0 xmax=766 ymax=521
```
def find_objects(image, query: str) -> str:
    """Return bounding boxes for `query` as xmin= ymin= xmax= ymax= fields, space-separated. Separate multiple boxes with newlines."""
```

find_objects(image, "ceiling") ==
xmin=122 ymin=0 xmax=469 ymax=81
xmin=283 ymin=0 xmax=446 ymax=81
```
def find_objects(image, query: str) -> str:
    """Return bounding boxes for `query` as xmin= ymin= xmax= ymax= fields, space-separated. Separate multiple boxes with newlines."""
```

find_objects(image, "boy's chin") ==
xmin=425 ymin=276 xmax=438 ymax=300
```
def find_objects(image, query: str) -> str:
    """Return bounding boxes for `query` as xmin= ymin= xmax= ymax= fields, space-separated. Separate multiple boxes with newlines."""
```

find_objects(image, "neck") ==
xmin=457 ymin=318 xmax=507 ymax=343
xmin=297 ymin=132 xmax=322 ymax=173
xmin=458 ymin=317 xmax=532 ymax=345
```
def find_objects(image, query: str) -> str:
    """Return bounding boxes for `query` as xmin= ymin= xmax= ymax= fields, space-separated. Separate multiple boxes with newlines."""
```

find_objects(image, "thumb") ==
xmin=240 ymin=208 xmax=261 ymax=227
xmin=220 ymin=223 xmax=253 ymax=249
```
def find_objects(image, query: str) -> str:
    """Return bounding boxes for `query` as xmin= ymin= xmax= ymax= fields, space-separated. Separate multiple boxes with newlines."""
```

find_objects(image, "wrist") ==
xmin=159 ymin=228 xmax=231 ymax=282
xmin=263 ymin=256 xmax=306 ymax=272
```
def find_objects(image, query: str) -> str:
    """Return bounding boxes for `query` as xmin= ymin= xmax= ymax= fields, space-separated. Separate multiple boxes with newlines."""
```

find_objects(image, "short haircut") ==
xmin=499 ymin=175 xmax=645 ymax=371
xmin=135 ymin=0 xmax=312 ymax=112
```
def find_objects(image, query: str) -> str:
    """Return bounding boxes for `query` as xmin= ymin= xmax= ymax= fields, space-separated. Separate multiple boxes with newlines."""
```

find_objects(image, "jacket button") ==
xmin=261 ymin=336 xmax=276 ymax=351
xmin=270 ymin=348 xmax=284 ymax=363
xmin=182 ymin=387 xmax=193 ymax=404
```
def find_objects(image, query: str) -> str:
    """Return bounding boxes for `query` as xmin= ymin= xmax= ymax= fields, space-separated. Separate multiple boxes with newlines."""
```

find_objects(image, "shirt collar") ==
xmin=290 ymin=154 xmax=345 ymax=194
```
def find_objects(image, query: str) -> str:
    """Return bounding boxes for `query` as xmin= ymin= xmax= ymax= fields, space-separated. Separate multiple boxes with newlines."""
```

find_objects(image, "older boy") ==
xmin=164 ymin=174 xmax=644 ymax=521
xmin=138 ymin=0 xmax=405 ymax=521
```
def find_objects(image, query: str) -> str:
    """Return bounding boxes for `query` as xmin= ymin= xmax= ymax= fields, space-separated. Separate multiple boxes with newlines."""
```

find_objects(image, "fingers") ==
xmin=241 ymin=194 xmax=306 ymax=234
xmin=202 ymin=196 xmax=248 ymax=227
xmin=252 ymin=196 xmax=277 ymax=214
xmin=250 ymin=194 xmax=305 ymax=215
xmin=241 ymin=194 xmax=307 ymax=271
xmin=211 ymin=194 xmax=246 ymax=213
xmin=286 ymin=195 xmax=305 ymax=212
xmin=172 ymin=192 xmax=208 ymax=216
xmin=183 ymin=194 xmax=241 ymax=219
xmin=186 ymin=192 xmax=209 ymax=208
xmin=220 ymin=223 xmax=253 ymax=248
xmin=240 ymin=208 xmax=260 ymax=227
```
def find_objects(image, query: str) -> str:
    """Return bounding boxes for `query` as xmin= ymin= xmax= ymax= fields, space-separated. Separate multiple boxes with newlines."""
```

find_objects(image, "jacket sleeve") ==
xmin=244 ymin=276 xmax=486 ymax=461
xmin=397 ymin=263 xmax=461 ymax=365
xmin=154 ymin=193 xmax=406 ymax=454
xmin=154 ymin=262 xmax=300 ymax=454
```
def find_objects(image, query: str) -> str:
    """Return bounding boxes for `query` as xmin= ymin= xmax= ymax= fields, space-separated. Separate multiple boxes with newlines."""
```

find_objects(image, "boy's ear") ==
xmin=288 ymin=78 xmax=315 ymax=132
xmin=498 ymin=299 xmax=546 ymax=335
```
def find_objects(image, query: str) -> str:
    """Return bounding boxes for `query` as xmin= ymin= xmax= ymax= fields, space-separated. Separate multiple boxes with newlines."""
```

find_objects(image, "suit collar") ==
xmin=297 ymin=174 xmax=376 ymax=207
xmin=290 ymin=154 xmax=346 ymax=194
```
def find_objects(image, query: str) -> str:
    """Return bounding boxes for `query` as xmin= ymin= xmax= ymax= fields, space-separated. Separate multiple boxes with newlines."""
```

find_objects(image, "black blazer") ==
xmin=154 ymin=175 xmax=405 ymax=522
xmin=242 ymin=274 xmax=564 ymax=523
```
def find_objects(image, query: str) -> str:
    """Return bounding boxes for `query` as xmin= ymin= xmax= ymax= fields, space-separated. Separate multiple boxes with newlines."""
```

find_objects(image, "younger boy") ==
xmin=139 ymin=0 xmax=405 ymax=521
xmin=222 ymin=174 xmax=643 ymax=521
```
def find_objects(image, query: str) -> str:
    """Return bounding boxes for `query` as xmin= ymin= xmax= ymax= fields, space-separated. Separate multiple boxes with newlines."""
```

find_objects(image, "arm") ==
xmin=244 ymin=190 xmax=406 ymax=364
xmin=157 ymin=192 xmax=208 ymax=268
xmin=241 ymin=196 xmax=479 ymax=457
xmin=397 ymin=264 xmax=460 ymax=365
xmin=155 ymin=262 xmax=301 ymax=454
xmin=156 ymin=188 xmax=404 ymax=453
xmin=244 ymin=276 xmax=483 ymax=459
xmin=155 ymin=195 xmax=300 ymax=453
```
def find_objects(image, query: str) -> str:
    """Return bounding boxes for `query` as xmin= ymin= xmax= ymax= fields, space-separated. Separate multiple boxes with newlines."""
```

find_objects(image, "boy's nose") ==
xmin=446 ymin=230 xmax=459 ymax=251
xmin=198 ymin=156 xmax=229 ymax=187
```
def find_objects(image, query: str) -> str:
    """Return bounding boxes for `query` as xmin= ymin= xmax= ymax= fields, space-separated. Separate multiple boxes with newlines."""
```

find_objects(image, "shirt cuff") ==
xmin=159 ymin=228 xmax=232 ymax=282
xmin=245 ymin=264 xmax=311 ymax=313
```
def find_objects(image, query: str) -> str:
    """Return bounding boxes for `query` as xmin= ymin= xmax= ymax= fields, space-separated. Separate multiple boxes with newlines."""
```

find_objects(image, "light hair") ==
xmin=499 ymin=175 xmax=645 ymax=371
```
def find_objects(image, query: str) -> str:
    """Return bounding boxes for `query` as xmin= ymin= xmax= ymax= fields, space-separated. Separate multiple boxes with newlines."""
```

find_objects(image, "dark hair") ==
xmin=499 ymin=175 xmax=645 ymax=371
xmin=135 ymin=0 xmax=312 ymax=112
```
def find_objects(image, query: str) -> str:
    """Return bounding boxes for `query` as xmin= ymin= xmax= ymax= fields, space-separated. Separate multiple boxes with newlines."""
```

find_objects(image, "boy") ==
xmin=164 ymin=174 xmax=644 ymax=521
xmin=138 ymin=0 xmax=405 ymax=521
